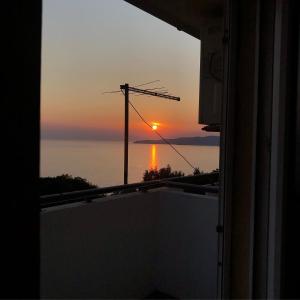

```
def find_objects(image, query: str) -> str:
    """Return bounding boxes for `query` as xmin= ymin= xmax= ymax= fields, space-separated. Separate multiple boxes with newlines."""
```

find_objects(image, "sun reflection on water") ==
xmin=150 ymin=144 xmax=158 ymax=170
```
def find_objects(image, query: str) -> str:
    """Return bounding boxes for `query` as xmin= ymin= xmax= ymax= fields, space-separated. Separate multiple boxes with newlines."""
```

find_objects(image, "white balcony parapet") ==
xmin=41 ymin=187 xmax=218 ymax=299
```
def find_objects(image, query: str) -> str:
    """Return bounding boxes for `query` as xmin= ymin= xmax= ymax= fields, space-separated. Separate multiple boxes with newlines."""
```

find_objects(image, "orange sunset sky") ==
xmin=41 ymin=0 xmax=210 ymax=141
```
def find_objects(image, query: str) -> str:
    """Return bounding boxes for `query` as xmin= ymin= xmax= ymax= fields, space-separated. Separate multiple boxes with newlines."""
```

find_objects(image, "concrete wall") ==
xmin=41 ymin=188 xmax=218 ymax=298
xmin=156 ymin=190 xmax=218 ymax=298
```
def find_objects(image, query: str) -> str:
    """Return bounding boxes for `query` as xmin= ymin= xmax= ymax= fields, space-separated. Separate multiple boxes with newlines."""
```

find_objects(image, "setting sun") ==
xmin=151 ymin=123 xmax=159 ymax=130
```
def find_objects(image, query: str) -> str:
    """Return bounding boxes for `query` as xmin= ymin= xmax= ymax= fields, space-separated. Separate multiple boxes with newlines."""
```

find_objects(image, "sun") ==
xmin=151 ymin=122 xmax=159 ymax=130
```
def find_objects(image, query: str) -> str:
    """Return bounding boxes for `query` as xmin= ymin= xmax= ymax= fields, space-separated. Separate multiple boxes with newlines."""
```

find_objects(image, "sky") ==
xmin=41 ymin=0 xmax=207 ymax=141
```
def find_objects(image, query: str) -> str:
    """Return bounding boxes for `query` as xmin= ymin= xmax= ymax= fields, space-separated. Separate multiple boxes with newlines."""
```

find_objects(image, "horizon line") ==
xmin=41 ymin=135 xmax=220 ymax=142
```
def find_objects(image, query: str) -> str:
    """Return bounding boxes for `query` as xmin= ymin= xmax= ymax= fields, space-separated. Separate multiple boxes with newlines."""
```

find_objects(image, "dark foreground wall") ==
xmin=2 ymin=1 xmax=42 ymax=297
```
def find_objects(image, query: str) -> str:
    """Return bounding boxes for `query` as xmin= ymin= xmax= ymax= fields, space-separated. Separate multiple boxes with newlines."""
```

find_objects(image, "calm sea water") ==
xmin=40 ymin=139 xmax=219 ymax=187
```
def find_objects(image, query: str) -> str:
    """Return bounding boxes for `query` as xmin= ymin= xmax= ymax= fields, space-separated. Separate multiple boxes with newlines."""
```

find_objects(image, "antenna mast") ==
xmin=120 ymin=83 xmax=180 ymax=184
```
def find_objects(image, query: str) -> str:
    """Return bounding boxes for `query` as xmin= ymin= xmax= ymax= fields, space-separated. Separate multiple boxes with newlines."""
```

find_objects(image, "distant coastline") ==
xmin=134 ymin=136 xmax=219 ymax=146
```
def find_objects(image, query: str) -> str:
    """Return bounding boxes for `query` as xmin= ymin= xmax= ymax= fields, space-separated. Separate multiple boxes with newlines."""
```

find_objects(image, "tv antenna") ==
xmin=120 ymin=83 xmax=180 ymax=184
xmin=103 ymin=80 xmax=180 ymax=184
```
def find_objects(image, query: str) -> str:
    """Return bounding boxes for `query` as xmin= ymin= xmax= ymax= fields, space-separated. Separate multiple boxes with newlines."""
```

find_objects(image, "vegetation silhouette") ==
xmin=39 ymin=167 xmax=219 ymax=198
xmin=40 ymin=174 xmax=97 ymax=196
xmin=142 ymin=164 xmax=209 ymax=181
xmin=142 ymin=165 xmax=220 ymax=187
xmin=143 ymin=164 xmax=185 ymax=181
xmin=192 ymin=167 xmax=204 ymax=175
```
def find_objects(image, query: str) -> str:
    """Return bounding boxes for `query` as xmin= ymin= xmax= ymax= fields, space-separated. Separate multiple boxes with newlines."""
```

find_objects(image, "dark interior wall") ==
xmin=224 ymin=0 xmax=259 ymax=297
xmin=224 ymin=0 xmax=300 ymax=298
xmin=2 ymin=1 xmax=41 ymax=297
xmin=281 ymin=0 xmax=300 ymax=298
xmin=252 ymin=0 xmax=275 ymax=297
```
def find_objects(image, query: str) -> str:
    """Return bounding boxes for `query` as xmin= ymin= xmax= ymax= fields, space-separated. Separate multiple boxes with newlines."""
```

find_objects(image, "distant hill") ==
xmin=134 ymin=136 xmax=219 ymax=146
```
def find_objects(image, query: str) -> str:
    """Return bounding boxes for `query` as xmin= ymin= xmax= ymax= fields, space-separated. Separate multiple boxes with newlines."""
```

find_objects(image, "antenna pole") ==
xmin=119 ymin=82 xmax=180 ymax=185
xmin=121 ymin=83 xmax=129 ymax=184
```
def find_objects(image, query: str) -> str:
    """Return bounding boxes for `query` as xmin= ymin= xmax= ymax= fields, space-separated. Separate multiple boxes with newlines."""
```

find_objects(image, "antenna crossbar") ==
xmin=120 ymin=85 xmax=180 ymax=101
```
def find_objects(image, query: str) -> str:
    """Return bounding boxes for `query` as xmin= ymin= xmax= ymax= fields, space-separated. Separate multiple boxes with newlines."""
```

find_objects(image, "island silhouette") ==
xmin=134 ymin=135 xmax=219 ymax=146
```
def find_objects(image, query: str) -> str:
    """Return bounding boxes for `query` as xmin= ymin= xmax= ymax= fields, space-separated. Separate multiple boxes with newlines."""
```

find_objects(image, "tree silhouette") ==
xmin=143 ymin=164 xmax=184 ymax=181
xmin=40 ymin=174 xmax=97 ymax=196
xmin=193 ymin=167 xmax=204 ymax=175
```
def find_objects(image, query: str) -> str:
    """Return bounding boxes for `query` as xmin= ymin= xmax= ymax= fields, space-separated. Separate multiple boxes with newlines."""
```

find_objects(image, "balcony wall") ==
xmin=41 ymin=188 xmax=218 ymax=298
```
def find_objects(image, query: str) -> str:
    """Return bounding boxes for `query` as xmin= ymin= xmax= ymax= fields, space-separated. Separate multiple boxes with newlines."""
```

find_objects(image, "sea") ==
xmin=40 ymin=139 xmax=220 ymax=187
